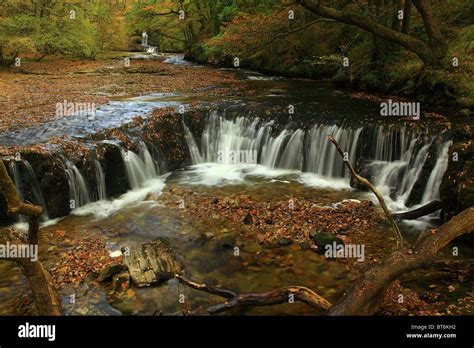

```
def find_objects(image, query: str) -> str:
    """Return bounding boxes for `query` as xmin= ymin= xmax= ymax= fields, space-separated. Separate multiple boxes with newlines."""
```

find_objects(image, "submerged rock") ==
xmin=310 ymin=231 xmax=344 ymax=253
xmin=111 ymin=272 xmax=130 ymax=292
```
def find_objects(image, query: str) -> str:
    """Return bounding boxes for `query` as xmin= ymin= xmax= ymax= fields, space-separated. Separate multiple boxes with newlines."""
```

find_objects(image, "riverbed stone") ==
xmin=111 ymin=272 xmax=130 ymax=292
xmin=310 ymin=231 xmax=344 ymax=252
xmin=97 ymin=263 xmax=123 ymax=282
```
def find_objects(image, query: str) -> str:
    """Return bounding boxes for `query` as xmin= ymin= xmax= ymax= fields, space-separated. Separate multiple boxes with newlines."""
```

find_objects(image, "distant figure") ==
xmin=142 ymin=31 xmax=148 ymax=46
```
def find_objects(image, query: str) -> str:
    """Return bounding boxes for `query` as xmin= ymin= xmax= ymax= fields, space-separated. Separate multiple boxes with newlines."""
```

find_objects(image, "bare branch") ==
xmin=327 ymin=135 xmax=404 ymax=247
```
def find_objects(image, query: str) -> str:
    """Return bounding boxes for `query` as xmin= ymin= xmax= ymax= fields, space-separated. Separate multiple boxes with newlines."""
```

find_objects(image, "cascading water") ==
xmin=184 ymin=112 xmax=452 ymax=212
xmin=120 ymin=141 xmax=158 ymax=189
xmin=22 ymin=160 xmax=49 ymax=220
xmin=7 ymin=161 xmax=26 ymax=222
xmin=421 ymin=141 xmax=452 ymax=204
xmin=94 ymin=160 xmax=107 ymax=201
xmin=7 ymin=159 xmax=49 ymax=221
xmin=7 ymin=161 xmax=23 ymax=201
xmin=64 ymin=159 xmax=91 ymax=208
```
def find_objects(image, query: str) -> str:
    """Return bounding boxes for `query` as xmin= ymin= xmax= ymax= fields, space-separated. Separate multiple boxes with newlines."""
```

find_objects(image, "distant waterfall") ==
xmin=64 ymin=159 xmax=91 ymax=208
xmin=184 ymin=112 xmax=452 ymax=209
xmin=120 ymin=141 xmax=158 ymax=189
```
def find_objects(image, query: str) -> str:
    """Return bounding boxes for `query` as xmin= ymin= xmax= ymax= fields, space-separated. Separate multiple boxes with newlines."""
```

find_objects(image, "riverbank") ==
xmin=0 ymin=53 xmax=246 ymax=133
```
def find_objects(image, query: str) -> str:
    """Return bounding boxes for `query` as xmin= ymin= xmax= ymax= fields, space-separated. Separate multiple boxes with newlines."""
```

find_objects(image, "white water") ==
xmin=120 ymin=142 xmax=158 ymax=189
xmin=94 ymin=160 xmax=107 ymax=201
xmin=184 ymin=113 xmax=452 ymax=214
xmin=64 ymin=159 xmax=91 ymax=208
xmin=73 ymin=176 xmax=167 ymax=219
xmin=7 ymin=160 xmax=49 ymax=221
xmin=421 ymin=141 xmax=452 ymax=204
xmin=178 ymin=162 xmax=351 ymax=190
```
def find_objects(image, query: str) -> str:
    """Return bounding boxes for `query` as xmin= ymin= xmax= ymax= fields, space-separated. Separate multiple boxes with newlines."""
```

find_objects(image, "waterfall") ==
xmin=279 ymin=129 xmax=304 ymax=170
xmin=7 ymin=161 xmax=26 ymax=222
xmin=7 ymin=160 xmax=49 ymax=221
xmin=7 ymin=161 xmax=23 ymax=201
xmin=94 ymin=160 xmax=107 ymax=201
xmin=120 ymin=142 xmax=158 ymax=189
xmin=22 ymin=160 xmax=49 ymax=220
xmin=421 ymin=141 xmax=452 ymax=204
xmin=183 ymin=122 xmax=203 ymax=164
xmin=184 ymin=112 xmax=452 ymax=211
xmin=64 ymin=159 xmax=91 ymax=208
xmin=142 ymin=32 xmax=148 ymax=46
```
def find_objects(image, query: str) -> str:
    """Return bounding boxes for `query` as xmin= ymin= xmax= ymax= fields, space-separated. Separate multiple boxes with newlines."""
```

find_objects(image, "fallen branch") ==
xmin=0 ymin=159 xmax=63 ymax=315
xmin=327 ymin=135 xmax=404 ymax=247
xmin=175 ymin=274 xmax=332 ymax=314
xmin=176 ymin=207 xmax=473 ymax=316
xmin=393 ymin=200 xmax=441 ymax=221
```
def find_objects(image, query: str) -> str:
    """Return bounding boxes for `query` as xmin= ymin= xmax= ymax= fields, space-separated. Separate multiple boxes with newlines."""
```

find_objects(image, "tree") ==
xmin=297 ymin=0 xmax=448 ymax=68
xmin=0 ymin=159 xmax=63 ymax=315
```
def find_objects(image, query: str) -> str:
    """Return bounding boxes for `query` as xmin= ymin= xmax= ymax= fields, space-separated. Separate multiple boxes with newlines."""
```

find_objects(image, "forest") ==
xmin=0 ymin=0 xmax=473 ymax=338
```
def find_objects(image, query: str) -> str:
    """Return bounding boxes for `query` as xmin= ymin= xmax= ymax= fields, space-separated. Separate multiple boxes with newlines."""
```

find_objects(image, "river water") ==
xmin=0 ymin=53 xmax=468 ymax=316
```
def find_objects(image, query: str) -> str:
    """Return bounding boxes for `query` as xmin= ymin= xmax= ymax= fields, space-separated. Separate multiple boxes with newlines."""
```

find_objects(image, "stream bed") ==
xmin=0 ymin=53 xmax=471 ymax=316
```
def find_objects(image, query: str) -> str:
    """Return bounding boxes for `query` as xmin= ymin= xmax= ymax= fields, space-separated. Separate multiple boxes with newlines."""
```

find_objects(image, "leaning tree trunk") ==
xmin=0 ymin=159 xmax=63 ymax=315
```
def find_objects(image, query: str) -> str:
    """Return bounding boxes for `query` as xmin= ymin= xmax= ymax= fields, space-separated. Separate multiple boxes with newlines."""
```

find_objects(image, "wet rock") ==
xmin=84 ymin=271 xmax=98 ymax=284
xmin=298 ymin=241 xmax=312 ymax=250
xmin=310 ymin=231 xmax=344 ymax=253
xmin=277 ymin=237 xmax=293 ymax=246
xmin=440 ymin=140 xmax=474 ymax=220
xmin=214 ymin=233 xmax=236 ymax=250
xmin=112 ymin=273 xmax=130 ymax=292
xmin=243 ymin=212 xmax=253 ymax=225
xmin=97 ymin=264 xmax=123 ymax=282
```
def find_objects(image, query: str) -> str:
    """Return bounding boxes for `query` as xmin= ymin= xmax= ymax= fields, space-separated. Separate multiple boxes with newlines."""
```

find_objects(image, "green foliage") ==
xmin=0 ymin=0 xmax=131 ymax=65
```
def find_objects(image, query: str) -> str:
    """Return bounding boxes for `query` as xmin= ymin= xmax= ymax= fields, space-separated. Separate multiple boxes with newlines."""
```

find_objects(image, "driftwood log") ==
xmin=176 ymin=274 xmax=332 ymax=314
xmin=0 ymin=159 xmax=63 ymax=315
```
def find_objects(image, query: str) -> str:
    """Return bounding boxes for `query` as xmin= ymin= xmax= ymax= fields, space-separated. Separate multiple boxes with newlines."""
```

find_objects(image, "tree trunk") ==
xmin=401 ymin=0 xmax=412 ymax=34
xmin=299 ymin=0 xmax=447 ymax=68
xmin=328 ymin=206 xmax=474 ymax=315
xmin=0 ymin=159 xmax=63 ymax=315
